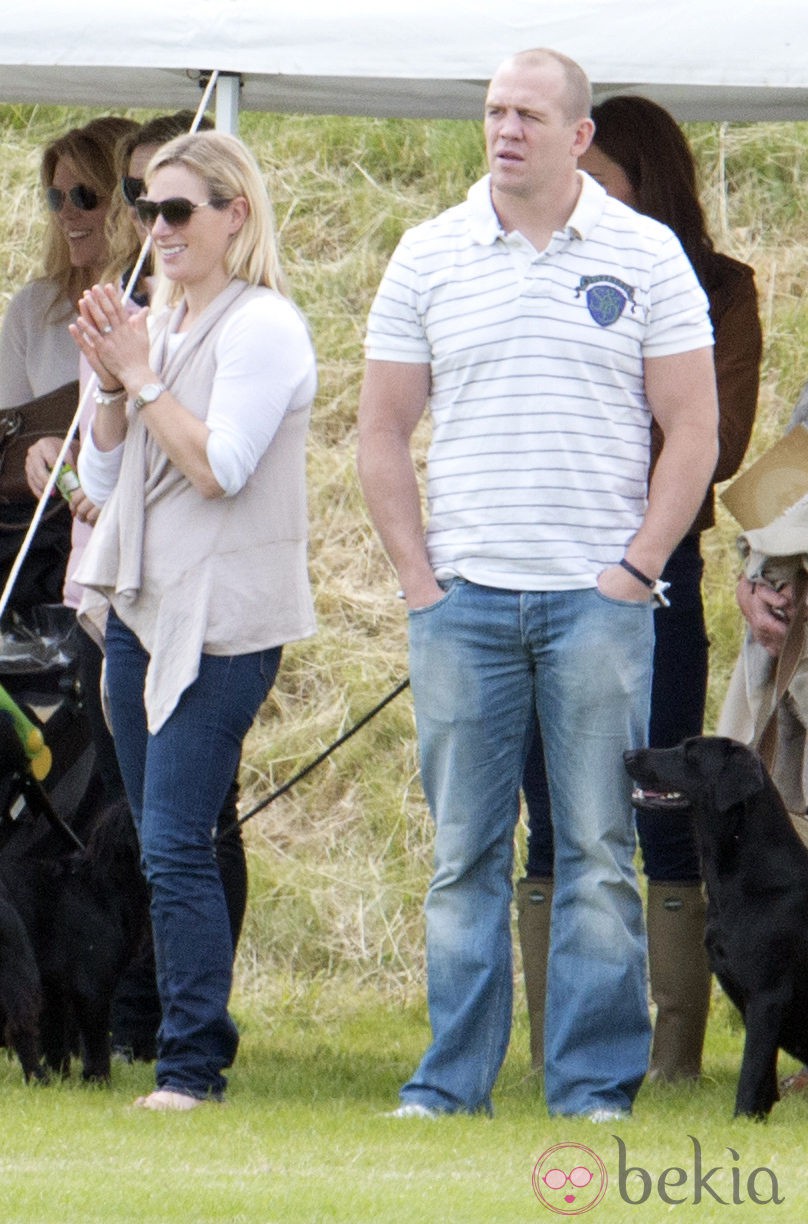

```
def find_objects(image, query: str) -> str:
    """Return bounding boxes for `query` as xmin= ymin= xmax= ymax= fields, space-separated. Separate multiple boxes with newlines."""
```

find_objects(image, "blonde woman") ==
xmin=72 ymin=132 xmax=317 ymax=1110
xmin=2 ymin=115 xmax=137 ymax=611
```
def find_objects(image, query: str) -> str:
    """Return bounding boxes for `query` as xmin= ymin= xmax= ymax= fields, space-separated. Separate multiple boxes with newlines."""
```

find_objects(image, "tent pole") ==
xmin=215 ymin=73 xmax=241 ymax=134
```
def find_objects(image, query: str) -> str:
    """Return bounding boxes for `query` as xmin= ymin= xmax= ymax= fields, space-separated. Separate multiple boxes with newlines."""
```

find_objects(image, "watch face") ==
xmin=135 ymin=383 xmax=164 ymax=408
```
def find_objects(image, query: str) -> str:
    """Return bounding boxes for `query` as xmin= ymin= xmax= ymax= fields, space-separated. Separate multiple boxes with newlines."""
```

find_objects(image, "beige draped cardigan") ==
xmin=76 ymin=279 xmax=315 ymax=732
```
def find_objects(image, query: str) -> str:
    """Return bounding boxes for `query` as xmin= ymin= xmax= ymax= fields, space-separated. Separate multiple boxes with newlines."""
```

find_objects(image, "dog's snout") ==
xmin=623 ymin=747 xmax=654 ymax=786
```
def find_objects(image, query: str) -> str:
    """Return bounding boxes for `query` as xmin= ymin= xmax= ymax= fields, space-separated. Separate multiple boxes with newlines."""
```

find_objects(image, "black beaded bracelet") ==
xmin=619 ymin=558 xmax=671 ymax=607
xmin=93 ymin=384 xmax=126 ymax=406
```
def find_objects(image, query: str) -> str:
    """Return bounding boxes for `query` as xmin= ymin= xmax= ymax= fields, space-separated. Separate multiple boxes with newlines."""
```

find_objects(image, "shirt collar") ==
xmin=467 ymin=175 xmax=503 ymax=244
xmin=567 ymin=170 xmax=607 ymax=239
xmin=467 ymin=170 xmax=608 ymax=246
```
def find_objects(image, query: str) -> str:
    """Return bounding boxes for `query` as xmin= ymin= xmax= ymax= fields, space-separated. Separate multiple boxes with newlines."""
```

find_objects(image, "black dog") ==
xmin=0 ymin=713 xmax=149 ymax=1083
xmin=624 ymin=735 xmax=808 ymax=1118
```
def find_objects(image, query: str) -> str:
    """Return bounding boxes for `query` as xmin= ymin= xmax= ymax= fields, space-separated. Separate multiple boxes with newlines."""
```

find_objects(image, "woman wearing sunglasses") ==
xmin=0 ymin=115 xmax=137 ymax=613
xmin=106 ymin=111 xmax=214 ymax=309
xmin=72 ymin=131 xmax=317 ymax=1111
xmin=103 ymin=111 xmax=250 ymax=1069
xmin=24 ymin=112 xmax=251 ymax=1069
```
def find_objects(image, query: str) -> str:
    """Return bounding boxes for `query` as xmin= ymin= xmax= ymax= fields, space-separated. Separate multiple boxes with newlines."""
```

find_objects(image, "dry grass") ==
xmin=1 ymin=106 xmax=807 ymax=1011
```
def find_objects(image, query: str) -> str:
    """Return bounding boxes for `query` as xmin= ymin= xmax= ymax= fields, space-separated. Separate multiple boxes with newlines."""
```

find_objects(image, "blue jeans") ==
xmin=402 ymin=579 xmax=653 ymax=1116
xmin=104 ymin=610 xmax=280 ymax=1100
xmin=525 ymin=535 xmax=707 ymax=881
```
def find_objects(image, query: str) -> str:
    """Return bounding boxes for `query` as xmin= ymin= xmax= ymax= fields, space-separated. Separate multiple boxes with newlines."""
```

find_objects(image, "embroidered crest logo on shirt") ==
xmin=575 ymin=275 xmax=637 ymax=327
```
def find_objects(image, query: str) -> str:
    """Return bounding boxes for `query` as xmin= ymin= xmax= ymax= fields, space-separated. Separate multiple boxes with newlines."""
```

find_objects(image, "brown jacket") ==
xmin=651 ymin=251 xmax=761 ymax=534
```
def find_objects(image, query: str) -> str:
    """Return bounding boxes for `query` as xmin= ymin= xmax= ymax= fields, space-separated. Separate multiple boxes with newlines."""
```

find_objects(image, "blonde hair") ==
xmin=39 ymin=116 xmax=139 ymax=317
xmin=145 ymin=131 xmax=288 ymax=306
xmin=103 ymin=111 xmax=214 ymax=291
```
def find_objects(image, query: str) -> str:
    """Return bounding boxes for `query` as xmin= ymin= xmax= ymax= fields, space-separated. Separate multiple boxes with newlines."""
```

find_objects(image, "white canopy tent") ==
xmin=1 ymin=0 xmax=807 ymax=126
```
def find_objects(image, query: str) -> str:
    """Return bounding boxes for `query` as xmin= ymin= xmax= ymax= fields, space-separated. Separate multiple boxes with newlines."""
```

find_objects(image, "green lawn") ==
xmin=0 ymin=985 xmax=805 ymax=1224
xmin=1 ymin=104 xmax=807 ymax=1224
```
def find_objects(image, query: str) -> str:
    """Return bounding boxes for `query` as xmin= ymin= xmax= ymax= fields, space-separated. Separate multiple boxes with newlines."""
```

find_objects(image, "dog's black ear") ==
xmin=713 ymin=740 xmax=766 ymax=812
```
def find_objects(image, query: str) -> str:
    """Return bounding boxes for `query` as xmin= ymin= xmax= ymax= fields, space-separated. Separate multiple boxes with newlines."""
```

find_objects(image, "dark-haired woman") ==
xmin=518 ymin=95 xmax=762 ymax=1083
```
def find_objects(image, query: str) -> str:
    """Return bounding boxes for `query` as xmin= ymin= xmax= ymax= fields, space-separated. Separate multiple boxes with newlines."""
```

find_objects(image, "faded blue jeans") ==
xmin=401 ymin=579 xmax=653 ymax=1117
xmin=525 ymin=534 xmax=708 ymax=882
xmin=105 ymin=609 xmax=280 ymax=1100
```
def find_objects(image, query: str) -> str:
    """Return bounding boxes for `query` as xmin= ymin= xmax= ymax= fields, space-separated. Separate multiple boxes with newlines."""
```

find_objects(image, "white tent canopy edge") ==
xmin=2 ymin=0 xmax=807 ymax=123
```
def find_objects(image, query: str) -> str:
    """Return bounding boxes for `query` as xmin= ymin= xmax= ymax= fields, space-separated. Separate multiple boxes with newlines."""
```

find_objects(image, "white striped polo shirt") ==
xmin=365 ymin=172 xmax=714 ymax=591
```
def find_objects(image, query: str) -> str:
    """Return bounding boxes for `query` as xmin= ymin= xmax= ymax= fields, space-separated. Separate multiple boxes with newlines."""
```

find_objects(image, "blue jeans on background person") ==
xmin=104 ymin=609 xmax=280 ymax=1100
xmin=402 ymin=578 xmax=653 ymax=1117
xmin=525 ymin=535 xmax=707 ymax=882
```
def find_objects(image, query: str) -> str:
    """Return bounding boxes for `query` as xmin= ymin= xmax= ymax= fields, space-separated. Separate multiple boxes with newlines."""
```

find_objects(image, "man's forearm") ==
xmin=357 ymin=359 xmax=440 ymax=609
xmin=357 ymin=430 xmax=440 ymax=608
xmin=635 ymin=347 xmax=719 ymax=578
xmin=627 ymin=432 xmax=718 ymax=577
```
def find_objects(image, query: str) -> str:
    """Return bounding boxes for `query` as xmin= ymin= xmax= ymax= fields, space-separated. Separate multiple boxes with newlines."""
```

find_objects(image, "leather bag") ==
xmin=0 ymin=380 xmax=79 ymax=507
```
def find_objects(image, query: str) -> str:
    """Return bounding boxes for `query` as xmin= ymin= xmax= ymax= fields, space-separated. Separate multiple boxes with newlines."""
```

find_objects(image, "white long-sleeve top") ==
xmin=79 ymin=291 xmax=316 ymax=502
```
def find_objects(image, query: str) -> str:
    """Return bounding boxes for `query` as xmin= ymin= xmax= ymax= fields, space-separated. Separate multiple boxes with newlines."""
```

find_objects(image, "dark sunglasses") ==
xmin=134 ymin=196 xmax=230 ymax=228
xmin=45 ymin=183 xmax=100 ymax=213
xmin=121 ymin=175 xmax=145 ymax=207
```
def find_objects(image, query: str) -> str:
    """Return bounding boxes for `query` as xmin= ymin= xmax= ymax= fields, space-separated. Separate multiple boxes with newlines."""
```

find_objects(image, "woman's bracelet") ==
xmin=93 ymin=384 xmax=126 ymax=407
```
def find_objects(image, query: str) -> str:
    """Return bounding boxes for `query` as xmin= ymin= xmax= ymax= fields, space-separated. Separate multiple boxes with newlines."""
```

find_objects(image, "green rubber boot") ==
xmin=516 ymin=876 xmax=553 ymax=1072
xmin=646 ymin=881 xmax=712 ymax=1082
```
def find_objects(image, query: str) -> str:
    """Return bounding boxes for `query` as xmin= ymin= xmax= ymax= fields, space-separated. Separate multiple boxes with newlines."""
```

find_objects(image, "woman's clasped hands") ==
xmin=69 ymin=283 xmax=150 ymax=395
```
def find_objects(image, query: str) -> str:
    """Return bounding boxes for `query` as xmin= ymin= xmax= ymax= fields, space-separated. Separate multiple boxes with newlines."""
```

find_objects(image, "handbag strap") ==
xmin=0 ymin=499 xmax=67 ymax=533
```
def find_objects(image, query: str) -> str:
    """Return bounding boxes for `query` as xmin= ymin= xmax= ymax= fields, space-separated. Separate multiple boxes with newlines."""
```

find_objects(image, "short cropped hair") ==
xmin=507 ymin=48 xmax=592 ymax=122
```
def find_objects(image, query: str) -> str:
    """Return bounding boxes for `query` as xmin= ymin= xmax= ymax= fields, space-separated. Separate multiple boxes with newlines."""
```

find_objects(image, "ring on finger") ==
xmin=101 ymin=325 xmax=113 ymax=335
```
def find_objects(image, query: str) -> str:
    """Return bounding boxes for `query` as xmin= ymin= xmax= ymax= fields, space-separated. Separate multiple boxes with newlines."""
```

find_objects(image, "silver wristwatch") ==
xmin=133 ymin=382 xmax=167 ymax=411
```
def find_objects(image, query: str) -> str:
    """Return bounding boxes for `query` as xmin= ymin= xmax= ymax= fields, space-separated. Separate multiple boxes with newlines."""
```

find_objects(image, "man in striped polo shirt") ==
xmin=358 ymin=47 xmax=718 ymax=1121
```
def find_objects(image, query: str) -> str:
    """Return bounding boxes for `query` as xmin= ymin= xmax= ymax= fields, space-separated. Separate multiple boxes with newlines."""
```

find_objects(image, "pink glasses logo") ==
xmin=532 ymin=1142 xmax=608 ymax=1215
